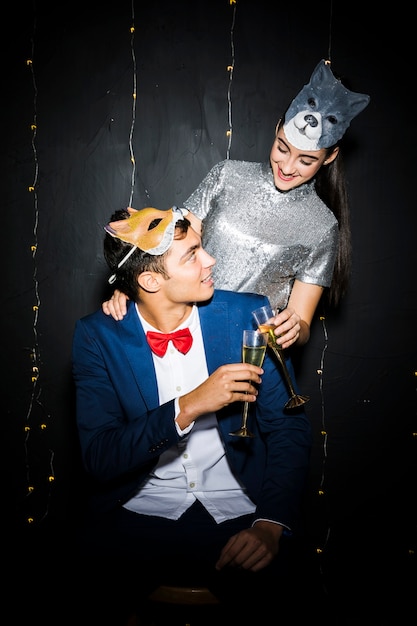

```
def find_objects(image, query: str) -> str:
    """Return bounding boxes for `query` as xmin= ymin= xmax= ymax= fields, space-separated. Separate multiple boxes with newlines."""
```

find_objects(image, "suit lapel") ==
xmin=199 ymin=294 xmax=235 ymax=374
xmin=117 ymin=303 xmax=160 ymax=409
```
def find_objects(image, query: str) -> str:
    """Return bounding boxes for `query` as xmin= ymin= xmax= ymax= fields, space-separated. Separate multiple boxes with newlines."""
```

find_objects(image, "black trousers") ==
xmin=72 ymin=500 xmax=293 ymax=625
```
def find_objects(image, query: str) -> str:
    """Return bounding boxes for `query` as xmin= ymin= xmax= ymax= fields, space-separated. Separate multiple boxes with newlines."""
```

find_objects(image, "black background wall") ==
xmin=4 ymin=0 xmax=416 ymax=621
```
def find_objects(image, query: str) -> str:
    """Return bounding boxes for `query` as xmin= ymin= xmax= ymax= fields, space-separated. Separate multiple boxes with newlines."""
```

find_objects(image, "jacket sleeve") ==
xmin=72 ymin=313 xmax=182 ymax=484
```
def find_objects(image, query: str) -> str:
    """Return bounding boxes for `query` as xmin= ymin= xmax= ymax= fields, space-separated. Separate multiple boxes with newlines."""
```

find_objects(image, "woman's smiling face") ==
xmin=269 ymin=126 xmax=338 ymax=191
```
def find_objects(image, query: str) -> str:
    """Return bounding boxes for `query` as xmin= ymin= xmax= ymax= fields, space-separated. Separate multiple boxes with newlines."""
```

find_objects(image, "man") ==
xmin=72 ymin=205 xmax=312 ymax=624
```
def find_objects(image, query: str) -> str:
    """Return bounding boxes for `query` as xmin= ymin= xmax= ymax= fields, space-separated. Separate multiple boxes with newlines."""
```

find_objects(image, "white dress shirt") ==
xmin=123 ymin=304 xmax=256 ymax=523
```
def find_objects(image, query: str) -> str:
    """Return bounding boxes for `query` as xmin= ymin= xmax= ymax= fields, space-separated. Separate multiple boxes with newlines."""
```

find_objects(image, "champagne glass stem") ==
xmin=267 ymin=340 xmax=310 ymax=409
xmin=230 ymin=396 xmax=255 ymax=438
xmin=269 ymin=344 xmax=297 ymax=396
xmin=241 ymin=400 xmax=249 ymax=429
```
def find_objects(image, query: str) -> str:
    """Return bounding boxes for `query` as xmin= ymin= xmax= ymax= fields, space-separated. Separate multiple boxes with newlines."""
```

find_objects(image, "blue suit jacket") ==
xmin=72 ymin=289 xmax=311 ymax=529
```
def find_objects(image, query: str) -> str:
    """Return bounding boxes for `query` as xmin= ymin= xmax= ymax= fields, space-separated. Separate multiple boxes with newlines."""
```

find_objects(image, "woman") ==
xmin=102 ymin=60 xmax=369 ymax=350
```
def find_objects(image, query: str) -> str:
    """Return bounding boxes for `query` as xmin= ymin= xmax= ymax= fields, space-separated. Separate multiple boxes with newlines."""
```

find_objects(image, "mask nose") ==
xmin=304 ymin=114 xmax=319 ymax=129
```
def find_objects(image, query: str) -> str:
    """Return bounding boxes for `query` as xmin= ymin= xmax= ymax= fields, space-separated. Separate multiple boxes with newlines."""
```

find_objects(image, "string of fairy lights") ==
xmin=226 ymin=0 xmax=237 ymax=159
xmin=23 ymin=17 xmax=55 ymax=526
xmin=313 ymin=0 xmax=334 ymax=581
xmin=128 ymin=0 xmax=137 ymax=208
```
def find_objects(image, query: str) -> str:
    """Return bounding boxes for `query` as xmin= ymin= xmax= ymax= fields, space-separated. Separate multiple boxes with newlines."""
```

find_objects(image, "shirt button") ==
xmin=189 ymin=482 xmax=195 ymax=489
xmin=183 ymin=453 xmax=188 ymax=459
xmin=176 ymin=385 xmax=181 ymax=392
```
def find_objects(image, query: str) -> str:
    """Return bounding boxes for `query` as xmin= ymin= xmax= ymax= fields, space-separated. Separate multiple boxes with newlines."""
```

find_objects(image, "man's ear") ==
xmin=138 ymin=271 xmax=161 ymax=293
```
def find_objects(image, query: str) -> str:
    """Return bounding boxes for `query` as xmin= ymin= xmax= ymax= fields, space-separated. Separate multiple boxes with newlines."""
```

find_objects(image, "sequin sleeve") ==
xmin=183 ymin=161 xmax=227 ymax=219
xmin=296 ymin=221 xmax=338 ymax=287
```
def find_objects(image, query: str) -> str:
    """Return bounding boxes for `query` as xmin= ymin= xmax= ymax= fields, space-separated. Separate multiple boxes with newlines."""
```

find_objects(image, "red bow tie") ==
xmin=146 ymin=328 xmax=193 ymax=357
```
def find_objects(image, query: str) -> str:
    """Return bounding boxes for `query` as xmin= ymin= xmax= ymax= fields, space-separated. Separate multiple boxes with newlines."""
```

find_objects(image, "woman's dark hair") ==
xmin=276 ymin=118 xmax=351 ymax=308
xmin=315 ymin=149 xmax=351 ymax=307
xmin=103 ymin=208 xmax=190 ymax=302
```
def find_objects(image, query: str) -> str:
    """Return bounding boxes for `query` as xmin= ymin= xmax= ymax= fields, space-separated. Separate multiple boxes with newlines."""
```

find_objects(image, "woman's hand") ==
xmin=102 ymin=289 xmax=129 ymax=320
xmin=270 ymin=307 xmax=301 ymax=349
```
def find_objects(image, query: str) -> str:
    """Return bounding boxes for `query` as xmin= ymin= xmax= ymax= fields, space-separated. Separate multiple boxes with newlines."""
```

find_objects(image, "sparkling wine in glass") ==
xmin=252 ymin=304 xmax=309 ymax=410
xmin=229 ymin=330 xmax=268 ymax=438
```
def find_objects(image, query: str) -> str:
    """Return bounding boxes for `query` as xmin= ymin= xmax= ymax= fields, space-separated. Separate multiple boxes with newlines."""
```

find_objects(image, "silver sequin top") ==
xmin=184 ymin=160 xmax=338 ymax=308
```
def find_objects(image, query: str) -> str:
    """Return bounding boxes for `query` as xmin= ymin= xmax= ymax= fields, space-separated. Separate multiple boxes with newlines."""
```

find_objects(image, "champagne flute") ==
xmin=252 ymin=305 xmax=309 ymax=410
xmin=229 ymin=330 xmax=268 ymax=438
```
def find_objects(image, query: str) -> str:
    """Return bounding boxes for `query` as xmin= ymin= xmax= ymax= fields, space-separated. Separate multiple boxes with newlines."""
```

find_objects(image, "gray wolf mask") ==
xmin=283 ymin=59 xmax=370 ymax=150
